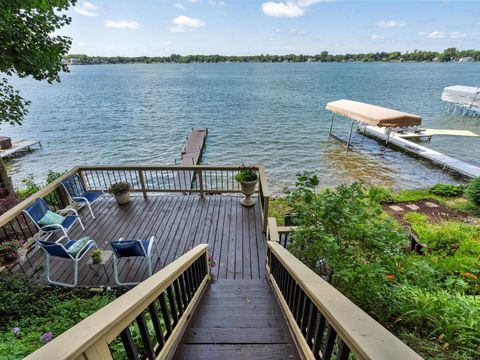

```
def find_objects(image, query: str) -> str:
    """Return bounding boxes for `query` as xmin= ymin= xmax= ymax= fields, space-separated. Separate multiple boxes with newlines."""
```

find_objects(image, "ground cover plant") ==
xmin=284 ymin=174 xmax=480 ymax=359
xmin=0 ymin=273 xmax=115 ymax=359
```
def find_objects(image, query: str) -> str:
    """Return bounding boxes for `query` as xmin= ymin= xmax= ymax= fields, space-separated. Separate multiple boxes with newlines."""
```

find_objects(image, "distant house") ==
xmin=459 ymin=57 xmax=474 ymax=62
xmin=69 ymin=58 xmax=80 ymax=65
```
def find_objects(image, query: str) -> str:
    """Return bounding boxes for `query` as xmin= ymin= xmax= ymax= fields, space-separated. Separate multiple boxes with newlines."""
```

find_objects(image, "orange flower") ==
xmin=386 ymin=274 xmax=396 ymax=280
xmin=460 ymin=272 xmax=478 ymax=280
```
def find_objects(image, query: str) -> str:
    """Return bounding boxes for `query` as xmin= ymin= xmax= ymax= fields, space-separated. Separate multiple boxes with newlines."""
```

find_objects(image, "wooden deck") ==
xmin=175 ymin=279 xmax=300 ymax=360
xmin=174 ymin=129 xmax=207 ymax=189
xmin=13 ymin=194 xmax=266 ymax=287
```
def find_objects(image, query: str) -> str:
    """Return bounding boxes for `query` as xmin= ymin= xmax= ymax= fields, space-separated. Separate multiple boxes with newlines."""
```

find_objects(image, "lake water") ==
xmin=4 ymin=62 xmax=480 ymax=193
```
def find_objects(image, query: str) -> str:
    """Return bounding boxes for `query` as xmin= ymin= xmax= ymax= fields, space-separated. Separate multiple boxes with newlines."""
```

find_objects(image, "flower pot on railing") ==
xmin=235 ymin=166 xmax=258 ymax=207
xmin=109 ymin=182 xmax=131 ymax=205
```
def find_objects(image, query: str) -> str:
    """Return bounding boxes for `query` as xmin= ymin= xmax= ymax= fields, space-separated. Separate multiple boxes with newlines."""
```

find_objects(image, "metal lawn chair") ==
xmin=110 ymin=236 xmax=157 ymax=286
xmin=61 ymin=174 xmax=105 ymax=219
xmin=23 ymin=198 xmax=84 ymax=240
xmin=37 ymin=236 xmax=97 ymax=287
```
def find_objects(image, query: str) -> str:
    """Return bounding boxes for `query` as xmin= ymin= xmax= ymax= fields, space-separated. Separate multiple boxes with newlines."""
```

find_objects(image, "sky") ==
xmin=64 ymin=0 xmax=480 ymax=56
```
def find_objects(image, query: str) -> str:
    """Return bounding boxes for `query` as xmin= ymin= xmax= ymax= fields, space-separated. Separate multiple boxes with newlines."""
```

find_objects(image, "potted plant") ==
xmin=91 ymin=249 xmax=102 ymax=264
xmin=110 ymin=182 xmax=131 ymax=205
xmin=235 ymin=165 xmax=258 ymax=207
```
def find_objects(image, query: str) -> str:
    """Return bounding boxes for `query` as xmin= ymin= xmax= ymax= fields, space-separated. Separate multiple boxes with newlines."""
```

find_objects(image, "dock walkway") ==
xmin=174 ymin=129 xmax=207 ymax=189
xmin=0 ymin=140 xmax=41 ymax=158
xmin=361 ymin=125 xmax=480 ymax=178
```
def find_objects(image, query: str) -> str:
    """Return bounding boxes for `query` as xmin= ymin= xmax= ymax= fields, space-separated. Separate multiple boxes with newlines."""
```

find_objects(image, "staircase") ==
xmin=174 ymin=279 xmax=300 ymax=360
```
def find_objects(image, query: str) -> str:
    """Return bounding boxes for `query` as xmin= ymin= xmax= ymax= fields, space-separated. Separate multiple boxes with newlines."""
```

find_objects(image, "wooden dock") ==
xmin=174 ymin=129 xmax=208 ymax=189
xmin=0 ymin=140 xmax=41 ymax=158
xmin=360 ymin=126 xmax=480 ymax=178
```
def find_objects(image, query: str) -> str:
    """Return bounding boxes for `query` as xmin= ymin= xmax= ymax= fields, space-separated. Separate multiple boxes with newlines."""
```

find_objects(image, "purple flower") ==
xmin=12 ymin=327 xmax=20 ymax=336
xmin=39 ymin=332 xmax=54 ymax=344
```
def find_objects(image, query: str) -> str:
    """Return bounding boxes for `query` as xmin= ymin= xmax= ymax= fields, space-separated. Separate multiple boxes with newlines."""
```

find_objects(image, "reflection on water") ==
xmin=3 ymin=62 xmax=480 ymax=193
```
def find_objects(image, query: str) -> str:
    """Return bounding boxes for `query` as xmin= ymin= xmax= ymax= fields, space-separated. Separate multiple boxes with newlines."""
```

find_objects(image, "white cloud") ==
xmin=175 ymin=3 xmax=185 ymax=10
xmin=188 ymin=0 xmax=199 ymax=3
xmin=377 ymin=20 xmax=407 ymax=28
xmin=450 ymin=32 xmax=467 ymax=38
xmin=262 ymin=0 xmax=334 ymax=18
xmin=78 ymin=42 xmax=86 ymax=46
xmin=74 ymin=1 xmax=98 ymax=17
xmin=262 ymin=2 xmax=304 ymax=17
xmin=170 ymin=15 xmax=206 ymax=33
xmin=371 ymin=34 xmax=384 ymax=39
xmin=419 ymin=31 xmax=468 ymax=39
xmin=104 ymin=20 xmax=139 ymax=29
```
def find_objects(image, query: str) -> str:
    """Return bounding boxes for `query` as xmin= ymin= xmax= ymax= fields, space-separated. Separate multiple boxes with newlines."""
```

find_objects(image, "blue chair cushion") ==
xmin=74 ymin=192 xmax=103 ymax=203
xmin=111 ymin=240 xmax=150 ymax=258
xmin=37 ymin=240 xmax=73 ymax=258
xmin=38 ymin=210 xmax=65 ymax=226
xmin=25 ymin=198 xmax=50 ymax=223
xmin=66 ymin=237 xmax=91 ymax=257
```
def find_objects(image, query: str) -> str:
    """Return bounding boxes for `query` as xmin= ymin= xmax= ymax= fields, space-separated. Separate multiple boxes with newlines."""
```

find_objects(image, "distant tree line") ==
xmin=67 ymin=48 xmax=480 ymax=65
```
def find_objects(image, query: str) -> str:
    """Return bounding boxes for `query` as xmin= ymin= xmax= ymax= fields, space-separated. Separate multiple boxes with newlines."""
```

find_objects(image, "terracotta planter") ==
xmin=239 ymin=180 xmax=258 ymax=207
xmin=114 ymin=192 xmax=131 ymax=205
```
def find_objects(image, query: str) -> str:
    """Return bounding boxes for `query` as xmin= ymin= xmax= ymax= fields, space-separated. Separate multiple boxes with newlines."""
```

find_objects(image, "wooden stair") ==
xmin=174 ymin=279 xmax=300 ymax=359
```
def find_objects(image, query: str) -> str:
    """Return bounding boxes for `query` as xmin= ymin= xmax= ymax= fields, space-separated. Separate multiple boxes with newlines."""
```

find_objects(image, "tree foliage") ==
xmin=0 ymin=0 xmax=75 ymax=125
xmin=66 ymin=48 xmax=480 ymax=65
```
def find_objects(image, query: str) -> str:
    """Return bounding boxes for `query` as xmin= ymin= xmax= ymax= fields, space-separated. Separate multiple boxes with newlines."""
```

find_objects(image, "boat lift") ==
xmin=325 ymin=99 xmax=422 ymax=151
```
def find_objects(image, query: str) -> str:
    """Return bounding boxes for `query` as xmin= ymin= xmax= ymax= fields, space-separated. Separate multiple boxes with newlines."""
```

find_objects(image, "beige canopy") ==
xmin=326 ymin=99 xmax=422 ymax=128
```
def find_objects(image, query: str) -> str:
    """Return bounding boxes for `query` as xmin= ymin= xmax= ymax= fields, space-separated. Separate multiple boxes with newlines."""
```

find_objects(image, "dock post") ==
xmin=328 ymin=114 xmax=335 ymax=140
xmin=346 ymin=119 xmax=355 ymax=152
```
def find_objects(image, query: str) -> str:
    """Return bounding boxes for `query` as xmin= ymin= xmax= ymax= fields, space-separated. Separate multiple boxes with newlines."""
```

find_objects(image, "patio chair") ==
xmin=61 ymin=174 xmax=105 ymax=219
xmin=37 ymin=236 xmax=97 ymax=287
xmin=23 ymin=198 xmax=85 ymax=240
xmin=110 ymin=236 xmax=157 ymax=286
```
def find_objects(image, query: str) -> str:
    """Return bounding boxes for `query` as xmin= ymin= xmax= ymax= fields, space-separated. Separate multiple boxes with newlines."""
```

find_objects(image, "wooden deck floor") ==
xmin=14 ymin=194 xmax=266 ymax=287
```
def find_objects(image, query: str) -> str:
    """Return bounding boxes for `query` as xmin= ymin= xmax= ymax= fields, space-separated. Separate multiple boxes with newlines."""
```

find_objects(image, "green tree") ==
xmin=0 ymin=0 xmax=75 ymax=194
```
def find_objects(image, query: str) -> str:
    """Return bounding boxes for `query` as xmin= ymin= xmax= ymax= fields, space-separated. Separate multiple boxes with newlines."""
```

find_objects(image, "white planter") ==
xmin=239 ymin=180 xmax=258 ymax=207
xmin=114 ymin=192 xmax=131 ymax=205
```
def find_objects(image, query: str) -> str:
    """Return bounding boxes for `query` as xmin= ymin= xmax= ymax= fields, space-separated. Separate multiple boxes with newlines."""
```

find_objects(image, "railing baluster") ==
xmin=136 ymin=313 xmax=156 ymax=360
xmin=337 ymin=339 xmax=351 ymax=360
xmin=120 ymin=327 xmax=139 ymax=360
xmin=158 ymin=293 xmax=173 ymax=338
xmin=322 ymin=325 xmax=337 ymax=360
xmin=148 ymin=303 xmax=166 ymax=350
xmin=173 ymin=279 xmax=184 ymax=315
xmin=167 ymin=286 xmax=179 ymax=325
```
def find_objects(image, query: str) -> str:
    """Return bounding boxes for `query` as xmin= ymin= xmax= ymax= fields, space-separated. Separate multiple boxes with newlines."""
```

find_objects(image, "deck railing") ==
xmin=78 ymin=165 xmax=270 ymax=231
xmin=25 ymin=244 xmax=210 ymax=360
xmin=266 ymin=221 xmax=422 ymax=360
xmin=0 ymin=165 xmax=270 ymax=248
xmin=267 ymin=217 xmax=297 ymax=248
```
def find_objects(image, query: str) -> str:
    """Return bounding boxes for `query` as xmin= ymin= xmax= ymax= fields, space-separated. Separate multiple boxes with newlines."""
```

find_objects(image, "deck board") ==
xmin=15 ymin=194 xmax=264 ymax=287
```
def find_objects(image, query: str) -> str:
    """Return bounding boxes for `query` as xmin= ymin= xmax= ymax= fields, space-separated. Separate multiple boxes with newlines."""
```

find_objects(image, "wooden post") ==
xmin=138 ymin=170 xmax=147 ymax=198
xmin=198 ymin=169 xmax=204 ymax=199
xmin=263 ymin=196 xmax=270 ymax=233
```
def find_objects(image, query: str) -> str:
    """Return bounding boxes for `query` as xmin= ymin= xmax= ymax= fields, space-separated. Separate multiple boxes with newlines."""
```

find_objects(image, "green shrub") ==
xmin=367 ymin=185 xmax=395 ymax=204
xmin=429 ymin=183 xmax=465 ymax=197
xmin=46 ymin=170 xmax=65 ymax=184
xmin=16 ymin=178 xmax=41 ymax=200
xmin=465 ymin=177 xmax=480 ymax=207
xmin=0 ymin=273 xmax=115 ymax=359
